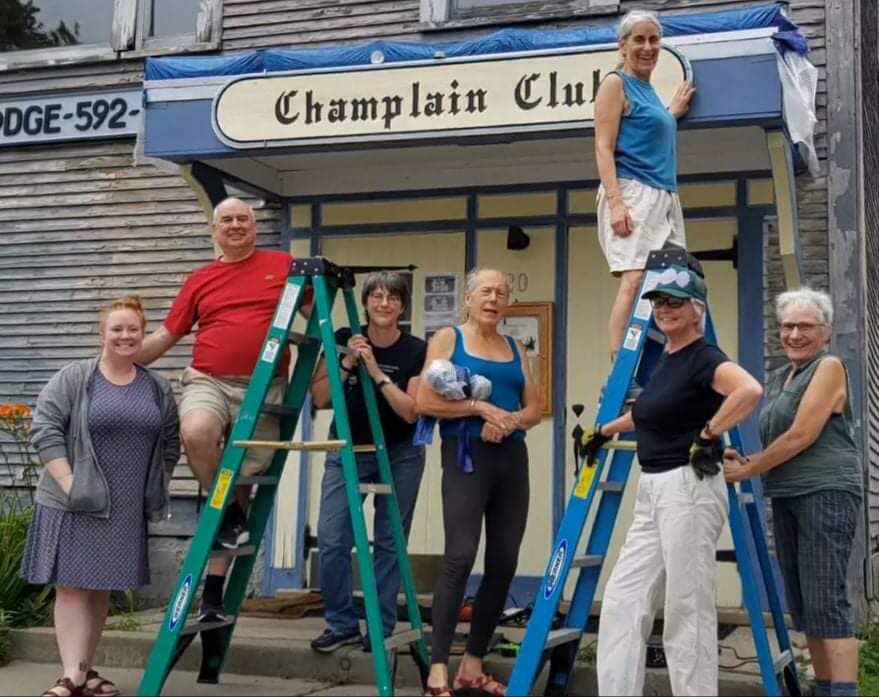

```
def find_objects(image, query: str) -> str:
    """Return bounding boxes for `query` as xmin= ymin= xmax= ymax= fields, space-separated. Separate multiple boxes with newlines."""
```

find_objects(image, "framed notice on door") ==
xmin=499 ymin=302 xmax=553 ymax=416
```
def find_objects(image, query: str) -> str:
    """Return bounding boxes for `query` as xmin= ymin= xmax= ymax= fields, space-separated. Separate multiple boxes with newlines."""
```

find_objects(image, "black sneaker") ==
xmin=310 ymin=628 xmax=362 ymax=654
xmin=215 ymin=505 xmax=249 ymax=550
xmin=198 ymin=600 xmax=227 ymax=623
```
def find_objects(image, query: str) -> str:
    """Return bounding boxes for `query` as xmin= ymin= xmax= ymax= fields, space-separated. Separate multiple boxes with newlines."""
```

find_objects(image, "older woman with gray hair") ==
xmin=725 ymin=288 xmax=862 ymax=697
xmin=594 ymin=9 xmax=695 ymax=357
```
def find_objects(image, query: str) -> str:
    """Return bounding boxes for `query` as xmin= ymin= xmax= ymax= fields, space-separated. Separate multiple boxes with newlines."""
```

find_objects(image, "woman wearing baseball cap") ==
xmin=584 ymin=266 xmax=763 ymax=696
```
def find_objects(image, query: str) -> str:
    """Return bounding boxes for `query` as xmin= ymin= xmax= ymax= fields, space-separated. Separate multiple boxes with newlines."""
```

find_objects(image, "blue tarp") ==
xmin=145 ymin=2 xmax=806 ymax=81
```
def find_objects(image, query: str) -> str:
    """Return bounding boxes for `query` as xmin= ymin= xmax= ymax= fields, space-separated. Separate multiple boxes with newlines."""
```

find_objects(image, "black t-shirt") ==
xmin=631 ymin=337 xmax=728 ymax=473
xmin=328 ymin=327 xmax=427 ymax=446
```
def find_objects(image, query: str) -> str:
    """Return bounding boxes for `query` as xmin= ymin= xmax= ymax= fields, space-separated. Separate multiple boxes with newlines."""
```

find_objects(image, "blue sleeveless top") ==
xmin=439 ymin=327 xmax=525 ymax=441
xmin=613 ymin=70 xmax=678 ymax=192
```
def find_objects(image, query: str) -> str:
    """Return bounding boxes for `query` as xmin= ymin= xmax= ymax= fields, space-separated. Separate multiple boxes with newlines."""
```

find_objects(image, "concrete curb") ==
xmin=10 ymin=625 xmax=767 ymax=695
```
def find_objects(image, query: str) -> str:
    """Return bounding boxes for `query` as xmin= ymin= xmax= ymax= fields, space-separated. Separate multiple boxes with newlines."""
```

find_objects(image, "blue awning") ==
xmin=145 ymin=3 xmax=806 ymax=81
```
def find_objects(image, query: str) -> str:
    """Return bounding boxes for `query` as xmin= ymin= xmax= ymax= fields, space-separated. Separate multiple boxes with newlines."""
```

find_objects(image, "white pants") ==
xmin=597 ymin=466 xmax=728 ymax=696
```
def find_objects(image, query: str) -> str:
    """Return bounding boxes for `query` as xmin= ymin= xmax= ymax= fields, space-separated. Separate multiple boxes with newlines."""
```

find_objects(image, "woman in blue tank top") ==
xmin=594 ymin=10 xmax=695 ymax=357
xmin=416 ymin=268 xmax=542 ymax=697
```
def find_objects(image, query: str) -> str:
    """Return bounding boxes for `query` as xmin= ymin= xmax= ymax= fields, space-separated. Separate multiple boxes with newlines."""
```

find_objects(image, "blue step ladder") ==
xmin=507 ymin=248 xmax=801 ymax=697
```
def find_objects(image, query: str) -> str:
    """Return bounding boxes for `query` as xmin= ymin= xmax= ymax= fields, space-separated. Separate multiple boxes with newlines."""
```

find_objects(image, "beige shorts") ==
xmin=597 ymin=178 xmax=686 ymax=274
xmin=179 ymin=367 xmax=287 ymax=476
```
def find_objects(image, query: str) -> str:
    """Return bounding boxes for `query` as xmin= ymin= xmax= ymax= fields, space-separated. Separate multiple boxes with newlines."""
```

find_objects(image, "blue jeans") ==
xmin=317 ymin=442 xmax=426 ymax=636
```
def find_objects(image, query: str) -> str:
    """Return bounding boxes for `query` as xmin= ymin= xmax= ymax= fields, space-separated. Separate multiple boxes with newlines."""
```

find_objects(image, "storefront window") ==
xmin=420 ymin=0 xmax=619 ymax=29
xmin=146 ymin=0 xmax=202 ymax=40
xmin=1 ymin=0 xmax=113 ymax=51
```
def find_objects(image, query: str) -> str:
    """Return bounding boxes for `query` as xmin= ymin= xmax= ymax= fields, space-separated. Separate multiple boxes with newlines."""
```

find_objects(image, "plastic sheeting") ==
xmin=145 ymin=3 xmax=806 ymax=81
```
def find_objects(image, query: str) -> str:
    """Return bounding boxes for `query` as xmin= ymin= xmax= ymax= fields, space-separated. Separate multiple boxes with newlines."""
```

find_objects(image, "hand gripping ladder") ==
xmin=138 ymin=257 xmax=429 ymax=697
xmin=507 ymin=248 xmax=801 ymax=697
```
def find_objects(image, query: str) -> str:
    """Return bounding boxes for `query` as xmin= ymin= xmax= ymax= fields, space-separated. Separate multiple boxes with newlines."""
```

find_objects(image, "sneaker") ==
xmin=198 ymin=600 xmax=227 ymax=623
xmin=310 ymin=628 xmax=362 ymax=654
xmin=215 ymin=505 xmax=249 ymax=550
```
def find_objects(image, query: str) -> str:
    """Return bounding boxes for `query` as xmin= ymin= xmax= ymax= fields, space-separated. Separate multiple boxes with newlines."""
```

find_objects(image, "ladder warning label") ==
xmin=168 ymin=574 xmax=192 ymax=631
xmin=273 ymin=283 xmax=300 ymax=329
xmin=210 ymin=469 xmax=234 ymax=510
xmin=543 ymin=538 xmax=567 ymax=600
xmin=573 ymin=462 xmax=596 ymax=498
xmin=261 ymin=337 xmax=281 ymax=363
xmin=623 ymin=325 xmax=642 ymax=351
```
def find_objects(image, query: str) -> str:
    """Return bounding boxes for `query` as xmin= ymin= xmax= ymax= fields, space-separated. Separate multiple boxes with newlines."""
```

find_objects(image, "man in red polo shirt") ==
xmin=140 ymin=196 xmax=311 ymax=621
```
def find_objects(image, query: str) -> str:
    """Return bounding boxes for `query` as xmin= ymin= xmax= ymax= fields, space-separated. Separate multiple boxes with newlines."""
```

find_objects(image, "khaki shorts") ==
xmin=179 ymin=367 xmax=287 ymax=476
xmin=597 ymin=178 xmax=686 ymax=274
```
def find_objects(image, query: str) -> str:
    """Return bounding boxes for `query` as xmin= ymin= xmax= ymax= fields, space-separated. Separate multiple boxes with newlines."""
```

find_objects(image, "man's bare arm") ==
xmin=139 ymin=326 xmax=181 ymax=365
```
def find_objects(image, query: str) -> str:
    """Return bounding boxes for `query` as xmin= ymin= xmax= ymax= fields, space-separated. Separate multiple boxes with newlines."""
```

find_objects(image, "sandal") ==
xmin=41 ymin=677 xmax=84 ymax=697
xmin=423 ymin=685 xmax=452 ymax=697
xmin=84 ymin=670 xmax=120 ymax=697
xmin=453 ymin=673 xmax=507 ymax=696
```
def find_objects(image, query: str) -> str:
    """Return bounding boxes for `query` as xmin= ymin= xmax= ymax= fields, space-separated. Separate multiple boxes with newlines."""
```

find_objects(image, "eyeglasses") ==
xmin=780 ymin=321 xmax=824 ymax=333
xmin=368 ymin=292 xmax=402 ymax=305
xmin=650 ymin=296 xmax=687 ymax=309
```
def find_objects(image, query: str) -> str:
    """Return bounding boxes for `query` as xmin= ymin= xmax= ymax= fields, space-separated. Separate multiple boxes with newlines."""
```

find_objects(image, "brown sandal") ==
xmin=41 ymin=677 xmax=84 ymax=697
xmin=423 ymin=686 xmax=452 ymax=697
xmin=453 ymin=673 xmax=507 ymax=696
xmin=84 ymin=670 xmax=120 ymax=697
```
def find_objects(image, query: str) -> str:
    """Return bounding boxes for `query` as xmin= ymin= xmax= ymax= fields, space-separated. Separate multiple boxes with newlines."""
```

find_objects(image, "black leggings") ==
xmin=430 ymin=437 xmax=529 ymax=665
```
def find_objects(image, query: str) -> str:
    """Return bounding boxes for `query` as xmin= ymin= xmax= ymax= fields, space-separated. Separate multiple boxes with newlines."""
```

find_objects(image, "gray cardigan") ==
xmin=30 ymin=357 xmax=180 ymax=522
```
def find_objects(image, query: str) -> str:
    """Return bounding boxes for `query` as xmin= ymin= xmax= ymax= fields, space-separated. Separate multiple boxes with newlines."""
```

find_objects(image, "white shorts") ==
xmin=597 ymin=178 xmax=686 ymax=274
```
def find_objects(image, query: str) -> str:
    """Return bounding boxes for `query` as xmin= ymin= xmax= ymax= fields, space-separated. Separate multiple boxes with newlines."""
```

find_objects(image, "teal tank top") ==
xmin=613 ymin=70 xmax=678 ymax=192
xmin=760 ymin=353 xmax=862 ymax=499
xmin=439 ymin=327 xmax=525 ymax=441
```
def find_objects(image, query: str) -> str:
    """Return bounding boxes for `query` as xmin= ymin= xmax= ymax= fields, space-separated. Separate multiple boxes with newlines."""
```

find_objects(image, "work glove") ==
xmin=582 ymin=425 xmax=610 ymax=465
xmin=689 ymin=434 xmax=723 ymax=479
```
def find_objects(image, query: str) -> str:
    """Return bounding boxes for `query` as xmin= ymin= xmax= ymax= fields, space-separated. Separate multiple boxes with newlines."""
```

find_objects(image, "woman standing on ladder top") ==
xmin=595 ymin=9 xmax=695 ymax=357
xmin=416 ymin=268 xmax=543 ymax=697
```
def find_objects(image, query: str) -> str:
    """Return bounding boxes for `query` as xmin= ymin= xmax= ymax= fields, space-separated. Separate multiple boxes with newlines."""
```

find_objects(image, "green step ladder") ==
xmin=138 ymin=257 xmax=430 ymax=697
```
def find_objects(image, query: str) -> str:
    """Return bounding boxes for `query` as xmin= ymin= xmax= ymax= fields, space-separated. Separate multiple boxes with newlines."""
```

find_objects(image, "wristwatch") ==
xmin=377 ymin=377 xmax=392 ymax=390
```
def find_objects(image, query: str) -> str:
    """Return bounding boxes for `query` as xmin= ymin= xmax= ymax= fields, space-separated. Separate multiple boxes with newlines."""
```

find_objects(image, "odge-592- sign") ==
xmin=214 ymin=46 xmax=687 ymax=148
xmin=0 ymin=90 xmax=142 ymax=146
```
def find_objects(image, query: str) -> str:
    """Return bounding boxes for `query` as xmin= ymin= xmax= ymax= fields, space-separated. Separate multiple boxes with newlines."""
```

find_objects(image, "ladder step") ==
xmin=260 ymin=403 xmax=298 ymax=417
xmin=233 ymin=439 xmax=348 ymax=451
xmin=180 ymin=616 xmax=237 ymax=636
xmin=287 ymin=331 xmax=318 ymax=346
xmin=384 ymin=628 xmax=423 ymax=649
xmin=739 ymin=492 xmax=756 ymax=504
xmin=237 ymin=475 xmax=279 ymax=486
xmin=544 ymin=628 xmax=583 ymax=649
xmin=571 ymin=555 xmax=603 ymax=568
xmin=647 ymin=327 xmax=666 ymax=343
xmin=606 ymin=440 xmax=637 ymax=451
xmin=598 ymin=481 xmax=625 ymax=493
xmin=209 ymin=545 xmax=256 ymax=560
xmin=359 ymin=483 xmax=392 ymax=495
xmin=774 ymin=649 xmax=793 ymax=673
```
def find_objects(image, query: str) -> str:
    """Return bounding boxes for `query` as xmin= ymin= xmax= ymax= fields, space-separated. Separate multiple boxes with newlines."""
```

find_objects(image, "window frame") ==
xmin=0 ymin=0 xmax=222 ymax=72
xmin=419 ymin=0 xmax=620 ymax=31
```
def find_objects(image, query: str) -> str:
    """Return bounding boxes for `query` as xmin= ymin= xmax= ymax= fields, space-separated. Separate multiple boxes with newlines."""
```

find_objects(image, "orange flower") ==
xmin=0 ymin=403 xmax=30 ymax=419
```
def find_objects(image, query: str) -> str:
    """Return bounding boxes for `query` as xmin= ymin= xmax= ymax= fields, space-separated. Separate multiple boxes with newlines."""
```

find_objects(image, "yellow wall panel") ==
xmin=569 ymin=189 xmax=598 ymax=215
xmin=478 ymin=191 xmax=557 ymax=218
xmin=748 ymin=179 xmax=775 ymax=206
xmin=323 ymin=197 xmax=466 ymax=225
xmin=678 ymin=181 xmax=736 ymax=208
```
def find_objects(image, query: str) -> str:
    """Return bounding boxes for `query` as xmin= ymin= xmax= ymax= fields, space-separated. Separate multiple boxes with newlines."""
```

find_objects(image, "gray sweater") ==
xmin=30 ymin=357 xmax=180 ymax=522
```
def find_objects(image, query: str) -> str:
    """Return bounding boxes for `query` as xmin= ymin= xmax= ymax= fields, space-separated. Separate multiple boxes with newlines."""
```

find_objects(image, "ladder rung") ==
xmin=359 ymin=483 xmax=392 ymax=495
xmin=232 ymin=439 xmax=347 ymax=451
xmin=384 ymin=628 xmax=423 ymax=649
xmin=773 ymin=649 xmax=793 ymax=672
xmin=544 ymin=628 xmax=583 ymax=649
xmin=606 ymin=440 xmax=637 ymax=451
xmin=598 ymin=481 xmax=625 ymax=493
xmin=209 ymin=545 xmax=256 ymax=560
xmin=180 ymin=616 xmax=236 ymax=636
xmin=237 ymin=475 xmax=279 ymax=486
xmin=260 ymin=403 xmax=298 ymax=417
xmin=287 ymin=331 xmax=318 ymax=346
xmin=647 ymin=328 xmax=666 ymax=343
xmin=739 ymin=492 xmax=756 ymax=504
xmin=352 ymin=445 xmax=378 ymax=453
xmin=571 ymin=555 xmax=603 ymax=568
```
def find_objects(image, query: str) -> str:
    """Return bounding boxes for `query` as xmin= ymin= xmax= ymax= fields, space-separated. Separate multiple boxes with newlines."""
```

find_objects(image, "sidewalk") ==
xmin=6 ymin=604 xmax=784 ymax=695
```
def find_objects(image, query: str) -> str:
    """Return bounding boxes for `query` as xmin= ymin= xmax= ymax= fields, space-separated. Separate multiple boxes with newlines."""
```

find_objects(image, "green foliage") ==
xmin=0 ymin=506 xmax=53 ymax=628
xmin=108 ymin=590 xmax=141 ymax=632
xmin=576 ymin=640 xmax=597 ymax=667
xmin=860 ymin=623 xmax=879 ymax=697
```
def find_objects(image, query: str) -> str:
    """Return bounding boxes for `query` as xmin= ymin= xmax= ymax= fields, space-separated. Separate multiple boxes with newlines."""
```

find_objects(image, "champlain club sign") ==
xmin=213 ymin=46 xmax=687 ymax=148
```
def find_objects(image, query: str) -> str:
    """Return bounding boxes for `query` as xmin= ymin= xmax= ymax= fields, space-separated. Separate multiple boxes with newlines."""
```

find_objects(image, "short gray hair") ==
xmin=212 ymin=197 xmax=255 ymax=223
xmin=617 ymin=9 xmax=663 ymax=41
xmin=775 ymin=287 xmax=833 ymax=325
xmin=465 ymin=268 xmax=512 ymax=296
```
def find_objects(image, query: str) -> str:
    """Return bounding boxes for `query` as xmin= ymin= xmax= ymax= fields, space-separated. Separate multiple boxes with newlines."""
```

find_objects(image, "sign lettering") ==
xmin=0 ymin=90 xmax=142 ymax=147
xmin=214 ymin=47 xmax=687 ymax=148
